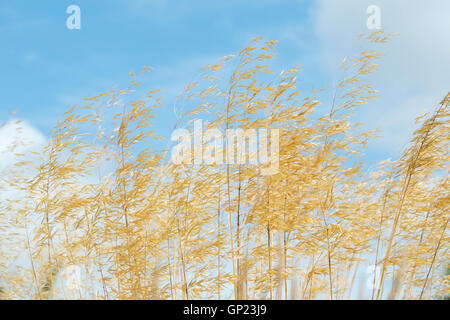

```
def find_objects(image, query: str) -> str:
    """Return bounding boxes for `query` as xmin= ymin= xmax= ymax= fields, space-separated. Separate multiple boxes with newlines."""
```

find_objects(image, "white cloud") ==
xmin=0 ymin=119 xmax=46 ymax=170
xmin=313 ymin=0 xmax=450 ymax=157
xmin=0 ymin=120 xmax=46 ymax=288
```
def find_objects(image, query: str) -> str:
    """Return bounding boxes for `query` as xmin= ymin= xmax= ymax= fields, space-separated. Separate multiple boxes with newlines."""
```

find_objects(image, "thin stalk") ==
xmin=419 ymin=216 xmax=449 ymax=299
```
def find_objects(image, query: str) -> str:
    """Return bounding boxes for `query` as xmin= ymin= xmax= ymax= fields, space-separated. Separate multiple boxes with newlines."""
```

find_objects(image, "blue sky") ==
xmin=1 ymin=0 xmax=449 ymax=167
xmin=0 ymin=0 xmax=320 ymax=129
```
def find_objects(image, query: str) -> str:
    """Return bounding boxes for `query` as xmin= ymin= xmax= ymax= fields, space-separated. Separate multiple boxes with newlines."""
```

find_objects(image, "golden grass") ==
xmin=0 ymin=31 xmax=448 ymax=300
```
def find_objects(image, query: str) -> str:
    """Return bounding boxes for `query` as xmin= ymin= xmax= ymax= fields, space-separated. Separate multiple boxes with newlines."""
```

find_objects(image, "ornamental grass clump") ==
xmin=0 ymin=31 xmax=448 ymax=300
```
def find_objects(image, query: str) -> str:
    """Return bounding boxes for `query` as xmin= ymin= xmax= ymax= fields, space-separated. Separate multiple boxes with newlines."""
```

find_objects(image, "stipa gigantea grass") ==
xmin=0 ymin=31 xmax=448 ymax=300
